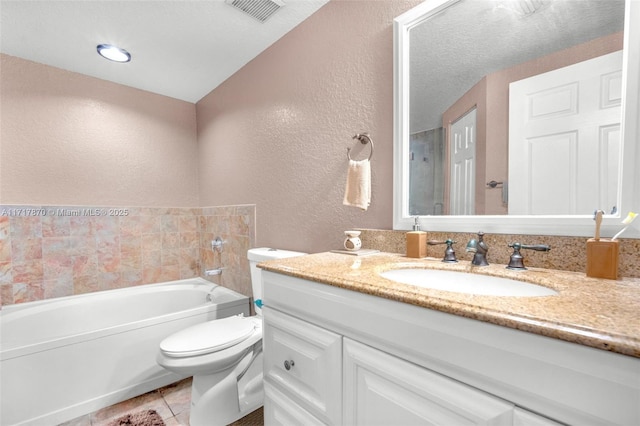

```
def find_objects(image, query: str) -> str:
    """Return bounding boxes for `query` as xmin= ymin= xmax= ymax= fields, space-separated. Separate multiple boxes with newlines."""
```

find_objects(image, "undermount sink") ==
xmin=379 ymin=268 xmax=558 ymax=297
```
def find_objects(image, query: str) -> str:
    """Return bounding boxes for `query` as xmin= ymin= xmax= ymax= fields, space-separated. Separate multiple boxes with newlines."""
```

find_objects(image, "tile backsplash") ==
xmin=0 ymin=205 xmax=256 ymax=306
xmin=199 ymin=205 xmax=256 ymax=298
xmin=358 ymin=229 xmax=640 ymax=279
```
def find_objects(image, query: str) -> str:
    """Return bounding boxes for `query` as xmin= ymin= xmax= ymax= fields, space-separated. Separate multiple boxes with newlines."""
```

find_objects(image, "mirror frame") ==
xmin=393 ymin=0 xmax=640 ymax=238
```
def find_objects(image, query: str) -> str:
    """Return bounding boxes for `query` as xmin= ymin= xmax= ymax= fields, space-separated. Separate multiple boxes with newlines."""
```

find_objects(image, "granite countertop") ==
xmin=258 ymin=251 xmax=640 ymax=358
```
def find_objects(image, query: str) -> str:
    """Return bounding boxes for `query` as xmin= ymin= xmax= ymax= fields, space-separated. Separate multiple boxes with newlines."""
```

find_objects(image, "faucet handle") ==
xmin=428 ymin=239 xmax=458 ymax=263
xmin=507 ymin=243 xmax=551 ymax=270
xmin=510 ymin=243 xmax=551 ymax=252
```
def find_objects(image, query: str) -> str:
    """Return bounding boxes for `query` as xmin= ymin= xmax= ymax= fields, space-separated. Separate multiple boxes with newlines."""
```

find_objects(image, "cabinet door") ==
xmin=344 ymin=338 xmax=514 ymax=425
xmin=264 ymin=381 xmax=325 ymax=426
xmin=263 ymin=307 xmax=342 ymax=424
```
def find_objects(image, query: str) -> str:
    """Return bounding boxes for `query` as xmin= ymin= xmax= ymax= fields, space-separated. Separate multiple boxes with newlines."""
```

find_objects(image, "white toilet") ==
xmin=156 ymin=247 xmax=305 ymax=426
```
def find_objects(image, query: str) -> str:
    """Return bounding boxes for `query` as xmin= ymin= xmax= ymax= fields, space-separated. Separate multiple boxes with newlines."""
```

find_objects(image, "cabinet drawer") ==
xmin=263 ymin=306 xmax=342 ymax=424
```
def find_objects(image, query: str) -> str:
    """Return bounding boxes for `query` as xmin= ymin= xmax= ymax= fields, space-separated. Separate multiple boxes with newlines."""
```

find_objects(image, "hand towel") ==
xmin=343 ymin=159 xmax=371 ymax=211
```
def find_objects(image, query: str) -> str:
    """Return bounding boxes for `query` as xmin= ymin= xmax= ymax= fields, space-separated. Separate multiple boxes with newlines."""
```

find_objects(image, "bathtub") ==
xmin=0 ymin=278 xmax=250 ymax=426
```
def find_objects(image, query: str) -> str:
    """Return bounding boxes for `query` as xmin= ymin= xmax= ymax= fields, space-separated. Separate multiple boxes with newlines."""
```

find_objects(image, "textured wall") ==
xmin=0 ymin=54 xmax=199 ymax=207
xmin=196 ymin=0 xmax=422 ymax=253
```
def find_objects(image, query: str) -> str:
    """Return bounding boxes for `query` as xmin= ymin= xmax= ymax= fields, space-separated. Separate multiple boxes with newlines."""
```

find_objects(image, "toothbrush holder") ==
xmin=586 ymin=238 xmax=619 ymax=280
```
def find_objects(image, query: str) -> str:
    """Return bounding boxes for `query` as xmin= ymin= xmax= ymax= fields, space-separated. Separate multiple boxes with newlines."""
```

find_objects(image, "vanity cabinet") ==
xmin=262 ymin=271 xmax=640 ymax=425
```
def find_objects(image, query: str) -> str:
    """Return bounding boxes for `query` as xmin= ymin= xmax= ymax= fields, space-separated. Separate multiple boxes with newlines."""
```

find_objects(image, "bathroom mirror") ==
xmin=393 ymin=0 xmax=640 ymax=237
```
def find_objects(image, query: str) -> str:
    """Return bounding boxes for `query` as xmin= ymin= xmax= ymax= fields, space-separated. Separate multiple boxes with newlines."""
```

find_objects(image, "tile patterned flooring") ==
xmin=62 ymin=379 xmax=193 ymax=426
xmin=61 ymin=377 xmax=264 ymax=426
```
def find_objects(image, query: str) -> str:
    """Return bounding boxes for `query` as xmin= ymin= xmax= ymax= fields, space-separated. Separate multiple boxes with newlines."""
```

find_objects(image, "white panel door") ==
xmin=509 ymin=51 xmax=622 ymax=215
xmin=450 ymin=108 xmax=477 ymax=215
xmin=343 ymin=338 xmax=513 ymax=426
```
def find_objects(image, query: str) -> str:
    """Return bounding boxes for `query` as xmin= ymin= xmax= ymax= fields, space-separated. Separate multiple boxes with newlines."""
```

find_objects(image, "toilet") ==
xmin=156 ymin=247 xmax=305 ymax=426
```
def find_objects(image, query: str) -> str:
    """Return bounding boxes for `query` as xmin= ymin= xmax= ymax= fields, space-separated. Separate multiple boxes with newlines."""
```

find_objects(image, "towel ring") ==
xmin=347 ymin=133 xmax=374 ymax=161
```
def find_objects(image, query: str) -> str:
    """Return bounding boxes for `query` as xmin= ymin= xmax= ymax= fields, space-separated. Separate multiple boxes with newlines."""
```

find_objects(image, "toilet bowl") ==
xmin=156 ymin=247 xmax=305 ymax=426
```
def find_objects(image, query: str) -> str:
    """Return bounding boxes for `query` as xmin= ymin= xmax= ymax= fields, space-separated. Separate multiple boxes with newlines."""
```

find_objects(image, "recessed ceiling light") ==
xmin=96 ymin=44 xmax=131 ymax=63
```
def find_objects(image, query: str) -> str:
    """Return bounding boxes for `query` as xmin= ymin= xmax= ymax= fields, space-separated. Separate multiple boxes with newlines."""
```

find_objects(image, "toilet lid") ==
xmin=160 ymin=316 xmax=256 ymax=358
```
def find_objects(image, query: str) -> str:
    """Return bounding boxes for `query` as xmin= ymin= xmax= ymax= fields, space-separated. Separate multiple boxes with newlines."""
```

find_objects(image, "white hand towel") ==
xmin=343 ymin=159 xmax=371 ymax=211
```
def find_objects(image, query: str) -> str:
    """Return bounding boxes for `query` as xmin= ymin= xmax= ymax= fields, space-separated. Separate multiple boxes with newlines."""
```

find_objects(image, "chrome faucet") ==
xmin=466 ymin=231 xmax=489 ymax=266
xmin=506 ymin=243 xmax=551 ymax=270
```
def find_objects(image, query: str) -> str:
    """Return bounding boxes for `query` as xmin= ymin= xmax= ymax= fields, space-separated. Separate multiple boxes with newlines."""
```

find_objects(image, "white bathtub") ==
xmin=0 ymin=278 xmax=250 ymax=426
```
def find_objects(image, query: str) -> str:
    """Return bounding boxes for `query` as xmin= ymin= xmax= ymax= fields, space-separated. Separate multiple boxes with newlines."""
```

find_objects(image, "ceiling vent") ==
xmin=226 ymin=0 xmax=285 ymax=23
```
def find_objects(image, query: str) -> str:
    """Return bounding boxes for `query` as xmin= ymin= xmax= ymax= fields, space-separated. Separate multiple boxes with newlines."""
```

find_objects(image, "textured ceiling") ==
xmin=0 ymin=0 xmax=328 ymax=103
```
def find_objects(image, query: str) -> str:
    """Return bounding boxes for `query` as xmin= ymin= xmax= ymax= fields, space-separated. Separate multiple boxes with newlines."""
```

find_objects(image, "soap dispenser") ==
xmin=406 ymin=217 xmax=427 ymax=258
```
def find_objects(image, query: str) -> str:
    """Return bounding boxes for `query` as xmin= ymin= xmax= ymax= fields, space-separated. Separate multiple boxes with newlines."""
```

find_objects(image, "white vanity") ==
xmin=259 ymin=252 xmax=640 ymax=425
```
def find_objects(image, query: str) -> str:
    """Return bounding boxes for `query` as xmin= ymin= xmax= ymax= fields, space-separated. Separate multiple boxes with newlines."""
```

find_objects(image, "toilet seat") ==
xmin=157 ymin=316 xmax=262 ymax=376
xmin=160 ymin=316 xmax=256 ymax=358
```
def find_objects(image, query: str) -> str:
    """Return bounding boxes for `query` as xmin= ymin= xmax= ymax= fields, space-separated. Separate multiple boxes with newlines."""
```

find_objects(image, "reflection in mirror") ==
xmin=408 ymin=0 xmax=624 ymax=216
xmin=393 ymin=0 xmax=640 ymax=236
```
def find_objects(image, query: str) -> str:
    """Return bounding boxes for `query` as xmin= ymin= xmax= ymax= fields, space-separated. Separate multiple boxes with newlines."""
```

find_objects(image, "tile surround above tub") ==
xmin=199 ymin=205 xmax=257 ymax=299
xmin=0 ymin=205 xmax=256 ymax=306
xmin=358 ymin=229 xmax=640 ymax=279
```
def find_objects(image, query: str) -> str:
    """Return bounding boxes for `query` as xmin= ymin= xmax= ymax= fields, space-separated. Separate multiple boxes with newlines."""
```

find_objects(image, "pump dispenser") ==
xmin=406 ymin=217 xmax=427 ymax=258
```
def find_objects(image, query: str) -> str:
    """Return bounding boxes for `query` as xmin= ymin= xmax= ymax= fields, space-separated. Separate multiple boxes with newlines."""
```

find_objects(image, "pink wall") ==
xmin=0 ymin=54 xmax=199 ymax=207
xmin=1 ymin=55 xmax=200 ymax=305
xmin=1 ymin=4 xmax=637 ymax=304
xmin=0 ymin=1 xmax=421 ymax=304
xmin=2 ymin=0 xmax=424 ymax=255
xmin=196 ymin=0 xmax=422 ymax=253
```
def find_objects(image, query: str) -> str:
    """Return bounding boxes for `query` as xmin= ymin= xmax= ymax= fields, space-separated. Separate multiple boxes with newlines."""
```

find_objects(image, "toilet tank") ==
xmin=247 ymin=248 xmax=306 ymax=315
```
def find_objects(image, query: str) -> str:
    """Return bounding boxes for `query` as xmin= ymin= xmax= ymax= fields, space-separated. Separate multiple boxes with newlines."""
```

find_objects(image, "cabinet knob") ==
xmin=284 ymin=360 xmax=295 ymax=371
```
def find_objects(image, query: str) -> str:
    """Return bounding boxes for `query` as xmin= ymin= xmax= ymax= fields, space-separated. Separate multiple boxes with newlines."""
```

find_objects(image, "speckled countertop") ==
xmin=259 ymin=251 xmax=640 ymax=358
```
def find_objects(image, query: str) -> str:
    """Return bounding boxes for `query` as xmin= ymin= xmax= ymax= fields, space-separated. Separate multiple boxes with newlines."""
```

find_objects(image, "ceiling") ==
xmin=0 ymin=0 xmax=328 ymax=103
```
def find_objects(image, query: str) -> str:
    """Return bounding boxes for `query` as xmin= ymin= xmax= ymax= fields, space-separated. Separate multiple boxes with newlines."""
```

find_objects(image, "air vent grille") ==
xmin=226 ymin=0 xmax=285 ymax=22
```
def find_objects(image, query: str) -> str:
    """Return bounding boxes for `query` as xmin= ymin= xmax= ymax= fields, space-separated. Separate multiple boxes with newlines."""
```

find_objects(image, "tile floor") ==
xmin=61 ymin=378 xmax=193 ymax=426
xmin=60 ymin=378 xmax=263 ymax=426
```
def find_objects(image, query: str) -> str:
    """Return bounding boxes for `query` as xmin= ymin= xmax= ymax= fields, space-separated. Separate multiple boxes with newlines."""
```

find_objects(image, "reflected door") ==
xmin=509 ymin=51 xmax=622 ymax=215
xmin=449 ymin=108 xmax=477 ymax=215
